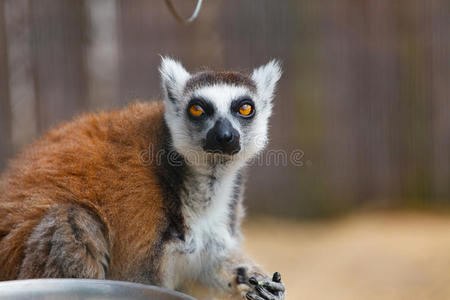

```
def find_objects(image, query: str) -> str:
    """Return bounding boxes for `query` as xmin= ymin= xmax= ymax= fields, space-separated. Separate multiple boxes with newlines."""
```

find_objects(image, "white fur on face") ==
xmin=159 ymin=57 xmax=282 ymax=166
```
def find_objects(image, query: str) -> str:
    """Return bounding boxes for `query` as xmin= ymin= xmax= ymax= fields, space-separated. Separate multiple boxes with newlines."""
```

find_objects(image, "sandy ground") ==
xmin=191 ymin=212 xmax=450 ymax=300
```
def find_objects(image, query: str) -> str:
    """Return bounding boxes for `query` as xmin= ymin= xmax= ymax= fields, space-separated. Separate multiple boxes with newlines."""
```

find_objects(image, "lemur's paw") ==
xmin=236 ymin=268 xmax=286 ymax=300
xmin=246 ymin=272 xmax=285 ymax=300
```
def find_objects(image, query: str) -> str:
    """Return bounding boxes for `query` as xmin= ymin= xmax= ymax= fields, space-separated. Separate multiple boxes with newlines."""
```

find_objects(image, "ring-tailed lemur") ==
xmin=0 ymin=57 xmax=285 ymax=300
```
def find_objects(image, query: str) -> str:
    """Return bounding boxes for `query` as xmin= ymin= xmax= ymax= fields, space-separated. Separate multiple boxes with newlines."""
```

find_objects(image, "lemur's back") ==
xmin=0 ymin=101 xmax=174 ymax=281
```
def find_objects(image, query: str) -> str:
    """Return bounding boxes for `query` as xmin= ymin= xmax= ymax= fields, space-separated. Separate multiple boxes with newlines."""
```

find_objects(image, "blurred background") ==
xmin=0 ymin=0 xmax=449 ymax=299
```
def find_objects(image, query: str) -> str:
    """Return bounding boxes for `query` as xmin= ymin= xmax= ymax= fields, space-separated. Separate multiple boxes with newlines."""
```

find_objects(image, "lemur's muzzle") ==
xmin=203 ymin=118 xmax=241 ymax=155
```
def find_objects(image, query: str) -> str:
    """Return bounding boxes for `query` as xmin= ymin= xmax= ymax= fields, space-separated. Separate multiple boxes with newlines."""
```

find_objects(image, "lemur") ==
xmin=0 ymin=58 xmax=285 ymax=300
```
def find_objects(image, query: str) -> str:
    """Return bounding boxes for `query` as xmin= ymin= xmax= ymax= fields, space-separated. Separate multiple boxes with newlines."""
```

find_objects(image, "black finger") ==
xmin=237 ymin=267 xmax=247 ymax=284
xmin=255 ymin=286 xmax=276 ymax=300
xmin=262 ymin=281 xmax=285 ymax=293
xmin=272 ymin=272 xmax=281 ymax=283
xmin=246 ymin=292 xmax=265 ymax=300
xmin=249 ymin=277 xmax=259 ymax=285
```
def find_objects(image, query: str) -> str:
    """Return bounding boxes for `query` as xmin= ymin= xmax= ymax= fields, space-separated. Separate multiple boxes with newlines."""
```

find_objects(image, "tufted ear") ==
xmin=251 ymin=59 xmax=282 ymax=103
xmin=159 ymin=57 xmax=190 ymax=104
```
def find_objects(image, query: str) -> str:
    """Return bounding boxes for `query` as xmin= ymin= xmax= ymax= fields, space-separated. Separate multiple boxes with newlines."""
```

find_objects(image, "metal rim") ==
xmin=0 ymin=279 xmax=197 ymax=300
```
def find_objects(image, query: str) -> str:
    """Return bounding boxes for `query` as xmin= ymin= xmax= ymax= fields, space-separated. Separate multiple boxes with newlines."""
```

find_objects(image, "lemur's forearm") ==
xmin=200 ymin=250 xmax=261 ymax=289
xmin=199 ymin=250 xmax=284 ymax=299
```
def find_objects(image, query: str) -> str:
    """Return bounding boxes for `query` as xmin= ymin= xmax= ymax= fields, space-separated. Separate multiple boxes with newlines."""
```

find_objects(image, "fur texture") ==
xmin=0 ymin=58 xmax=284 ymax=299
xmin=0 ymin=102 xmax=171 ymax=283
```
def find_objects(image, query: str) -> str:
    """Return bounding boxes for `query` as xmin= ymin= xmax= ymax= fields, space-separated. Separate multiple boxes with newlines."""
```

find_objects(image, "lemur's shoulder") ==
xmin=1 ymin=100 xmax=167 ymax=200
xmin=3 ymin=100 xmax=164 ymax=178
xmin=0 ymin=100 xmax=176 ymax=280
xmin=44 ymin=100 xmax=165 ymax=152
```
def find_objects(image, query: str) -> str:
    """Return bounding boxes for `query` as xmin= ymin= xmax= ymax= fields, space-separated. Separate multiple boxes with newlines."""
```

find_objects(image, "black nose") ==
xmin=216 ymin=129 xmax=233 ymax=144
xmin=204 ymin=119 xmax=241 ymax=155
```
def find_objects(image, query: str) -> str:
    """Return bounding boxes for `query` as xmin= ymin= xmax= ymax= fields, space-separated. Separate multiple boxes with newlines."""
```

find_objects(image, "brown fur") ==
xmin=0 ymin=101 xmax=171 ymax=282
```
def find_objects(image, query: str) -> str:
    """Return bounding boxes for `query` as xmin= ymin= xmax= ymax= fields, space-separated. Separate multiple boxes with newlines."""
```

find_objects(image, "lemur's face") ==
xmin=160 ymin=57 xmax=281 ymax=165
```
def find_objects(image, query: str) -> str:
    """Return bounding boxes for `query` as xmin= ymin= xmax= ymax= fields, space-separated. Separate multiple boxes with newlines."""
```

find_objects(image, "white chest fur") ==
xmin=161 ymin=165 xmax=241 ymax=289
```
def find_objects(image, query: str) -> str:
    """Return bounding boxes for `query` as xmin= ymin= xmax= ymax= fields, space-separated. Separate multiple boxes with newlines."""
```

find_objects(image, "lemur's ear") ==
xmin=251 ymin=59 xmax=282 ymax=102
xmin=159 ymin=57 xmax=190 ymax=104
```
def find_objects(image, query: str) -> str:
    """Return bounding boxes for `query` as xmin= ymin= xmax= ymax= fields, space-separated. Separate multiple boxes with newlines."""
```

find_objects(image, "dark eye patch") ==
xmin=186 ymin=97 xmax=215 ymax=121
xmin=230 ymin=97 xmax=256 ymax=119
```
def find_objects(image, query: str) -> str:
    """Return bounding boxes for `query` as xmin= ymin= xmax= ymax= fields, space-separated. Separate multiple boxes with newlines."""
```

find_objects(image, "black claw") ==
xmin=237 ymin=267 xmax=246 ymax=277
xmin=249 ymin=277 xmax=259 ymax=285
xmin=237 ymin=267 xmax=247 ymax=284
xmin=256 ymin=285 xmax=276 ymax=300
xmin=246 ymin=292 xmax=265 ymax=300
xmin=262 ymin=281 xmax=285 ymax=293
xmin=272 ymin=272 xmax=281 ymax=283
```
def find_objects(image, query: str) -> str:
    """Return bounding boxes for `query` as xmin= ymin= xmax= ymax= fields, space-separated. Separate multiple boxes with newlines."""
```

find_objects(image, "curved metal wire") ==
xmin=165 ymin=0 xmax=203 ymax=24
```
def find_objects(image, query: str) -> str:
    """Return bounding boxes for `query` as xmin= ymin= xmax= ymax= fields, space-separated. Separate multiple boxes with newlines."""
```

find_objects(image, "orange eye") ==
xmin=189 ymin=104 xmax=205 ymax=117
xmin=239 ymin=103 xmax=253 ymax=116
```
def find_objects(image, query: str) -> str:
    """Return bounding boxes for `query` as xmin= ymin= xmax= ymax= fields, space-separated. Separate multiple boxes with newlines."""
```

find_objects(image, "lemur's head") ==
xmin=160 ymin=57 xmax=281 ymax=165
